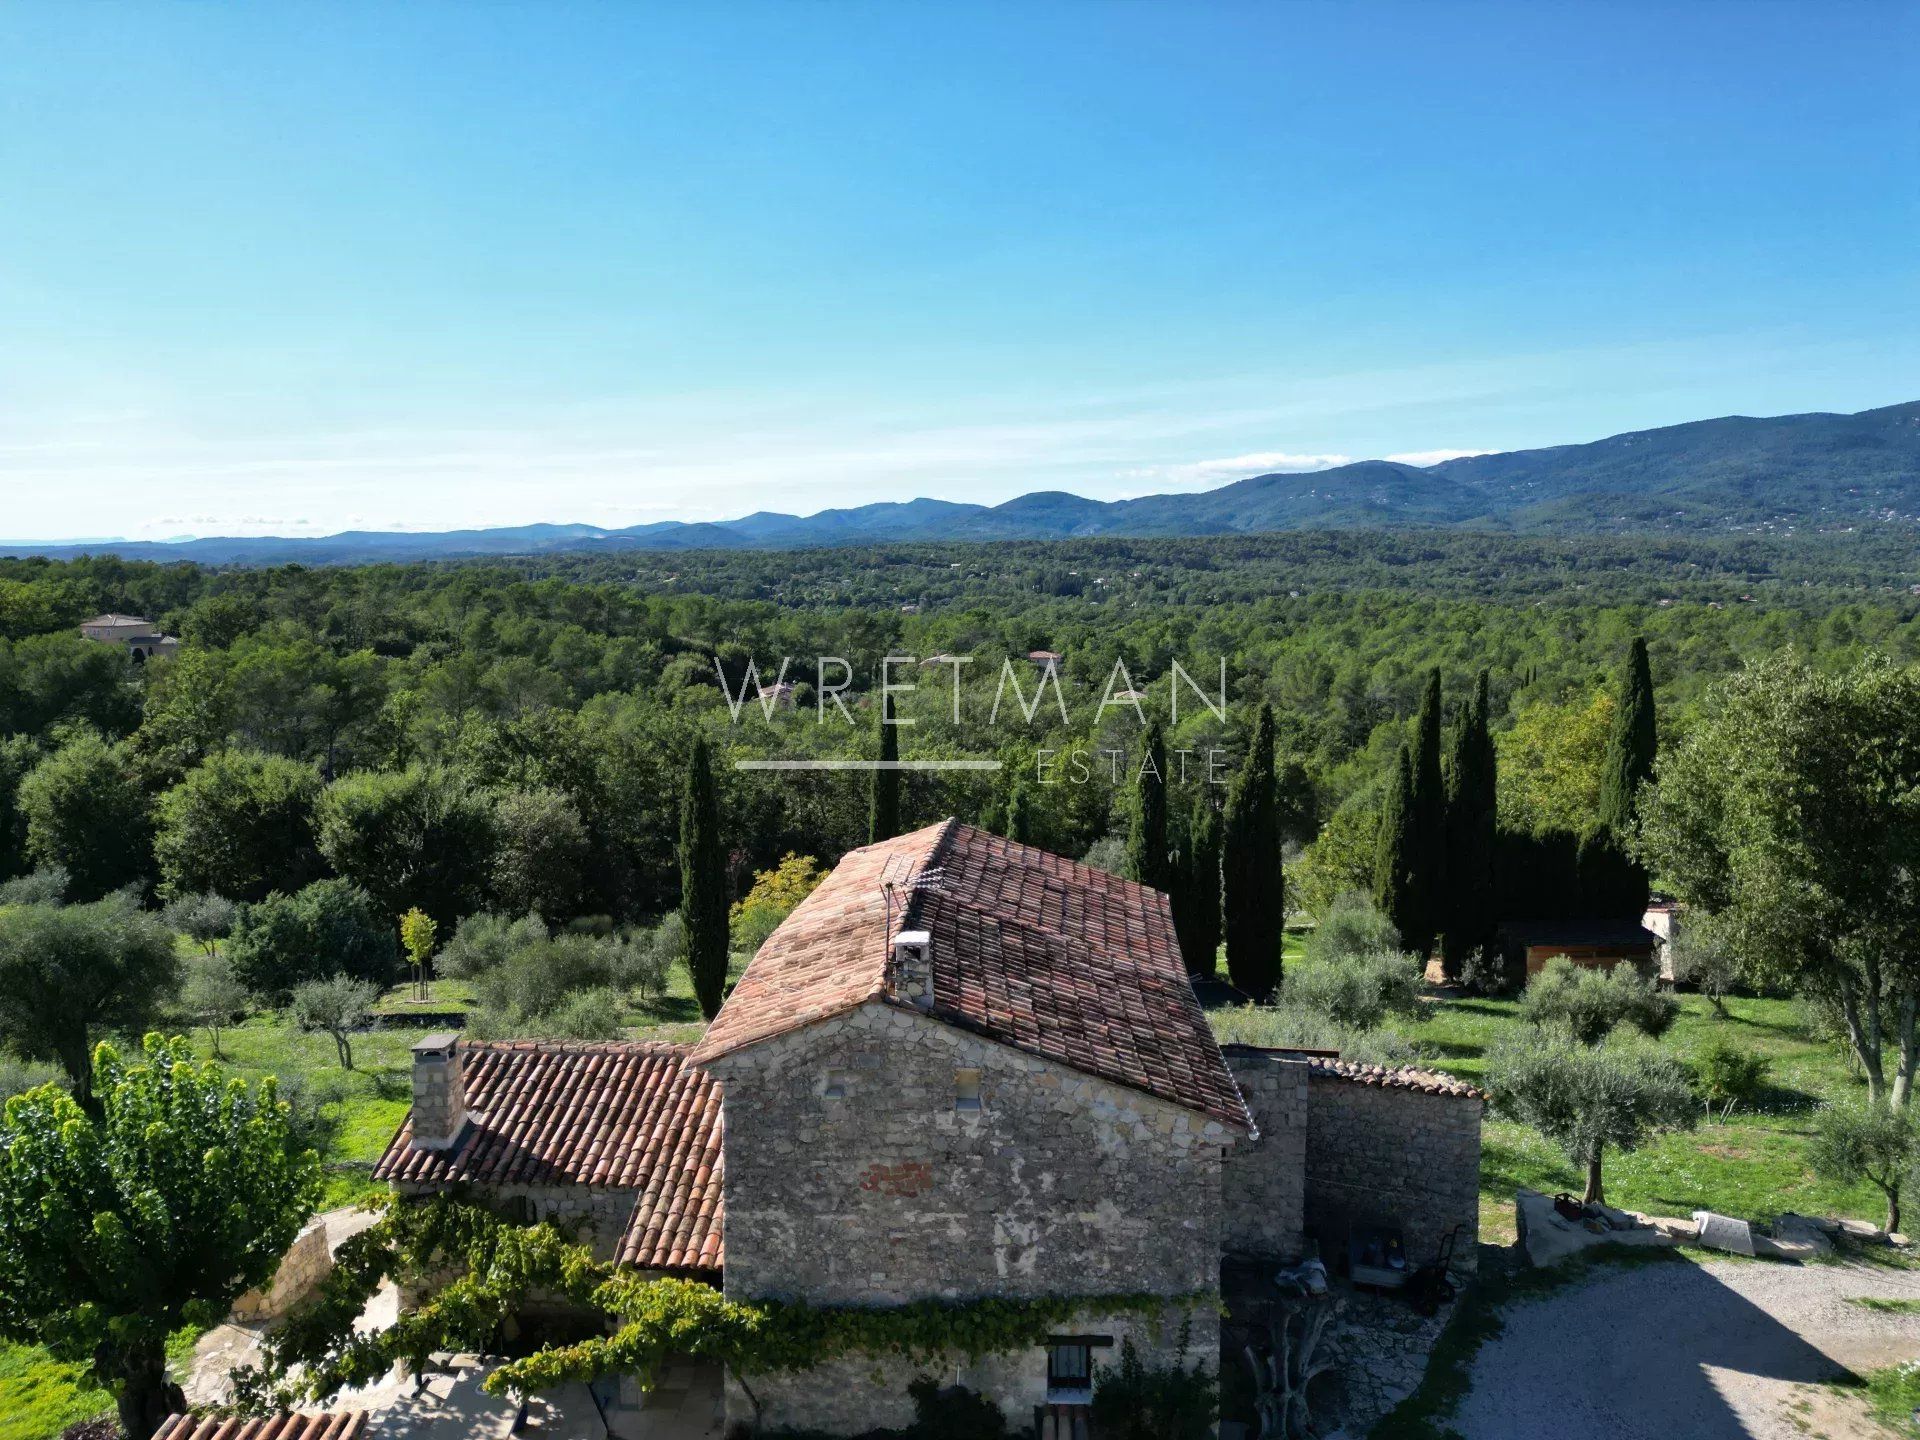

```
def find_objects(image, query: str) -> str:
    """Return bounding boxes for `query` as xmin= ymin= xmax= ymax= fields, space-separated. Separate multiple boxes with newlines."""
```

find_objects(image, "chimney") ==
xmin=410 ymin=1032 xmax=468 ymax=1150
xmin=892 ymin=929 xmax=934 ymax=1010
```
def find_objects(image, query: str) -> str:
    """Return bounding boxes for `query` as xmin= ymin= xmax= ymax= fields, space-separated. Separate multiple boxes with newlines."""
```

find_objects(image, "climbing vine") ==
xmin=234 ymin=1193 xmax=1211 ymax=1416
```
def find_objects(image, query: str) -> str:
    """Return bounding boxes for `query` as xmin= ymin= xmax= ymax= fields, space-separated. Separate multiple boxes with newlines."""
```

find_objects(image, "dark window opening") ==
xmin=1047 ymin=1342 xmax=1092 ymax=1389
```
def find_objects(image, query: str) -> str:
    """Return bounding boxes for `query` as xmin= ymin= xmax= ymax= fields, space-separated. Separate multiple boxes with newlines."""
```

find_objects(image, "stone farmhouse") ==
xmin=375 ymin=819 xmax=1482 ymax=1435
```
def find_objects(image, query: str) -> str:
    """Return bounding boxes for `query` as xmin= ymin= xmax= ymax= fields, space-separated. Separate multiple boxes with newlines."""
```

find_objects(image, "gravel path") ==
xmin=1449 ymin=1256 xmax=1920 ymax=1440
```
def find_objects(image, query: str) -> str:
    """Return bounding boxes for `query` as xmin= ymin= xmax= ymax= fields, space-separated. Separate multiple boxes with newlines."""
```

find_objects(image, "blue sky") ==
xmin=0 ymin=1 xmax=1914 ymax=539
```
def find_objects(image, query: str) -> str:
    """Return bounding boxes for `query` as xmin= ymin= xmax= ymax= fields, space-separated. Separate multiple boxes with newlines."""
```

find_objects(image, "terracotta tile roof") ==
xmin=374 ymin=1040 xmax=723 ymax=1272
xmin=691 ymin=819 xmax=1252 ymax=1131
xmin=1308 ymin=1056 xmax=1484 ymax=1101
xmin=154 ymin=1415 xmax=366 ymax=1440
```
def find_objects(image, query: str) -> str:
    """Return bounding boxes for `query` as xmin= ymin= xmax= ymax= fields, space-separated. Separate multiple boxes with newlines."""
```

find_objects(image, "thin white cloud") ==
xmin=1384 ymin=448 xmax=1493 ymax=467
xmin=1128 ymin=451 xmax=1354 ymax=489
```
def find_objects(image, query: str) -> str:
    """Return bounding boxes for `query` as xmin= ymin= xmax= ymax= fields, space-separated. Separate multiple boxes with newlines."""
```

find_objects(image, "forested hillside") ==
xmin=1 ymin=530 xmax=1913 ymax=924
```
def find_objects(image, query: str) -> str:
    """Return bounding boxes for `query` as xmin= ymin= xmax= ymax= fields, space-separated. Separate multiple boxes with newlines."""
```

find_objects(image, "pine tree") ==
xmin=1223 ymin=702 xmax=1283 ymax=1000
xmin=1408 ymin=667 xmax=1446 ymax=959
xmin=1441 ymin=668 xmax=1498 ymax=978
xmin=1598 ymin=636 xmax=1657 ymax=838
xmin=869 ymin=696 xmax=901 ymax=844
xmin=679 ymin=736 xmax=729 ymax=1019
xmin=1171 ymin=799 xmax=1224 ymax=978
xmin=1374 ymin=744 xmax=1417 ymax=946
xmin=1125 ymin=721 xmax=1171 ymax=892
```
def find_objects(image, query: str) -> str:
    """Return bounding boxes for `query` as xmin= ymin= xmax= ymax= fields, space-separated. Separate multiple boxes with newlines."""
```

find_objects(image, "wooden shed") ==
xmin=1496 ymin=918 xmax=1659 ymax=977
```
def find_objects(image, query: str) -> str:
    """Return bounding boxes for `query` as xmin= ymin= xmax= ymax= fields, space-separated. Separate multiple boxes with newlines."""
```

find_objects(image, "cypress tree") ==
xmin=1374 ymin=744 xmax=1418 ymax=946
xmin=1598 ymin=636 xmax=1657 ymax=838
xmin=1441 ymin=668 xmax=1498 ymax=978
xmin=1408 ymin=667 xmax=1446 ymax=959
xmin=1171 ymin=799 xmax=1223 ymax=978
xmin=1594 ymin=636 xmax=1656 ymax=916
xmin=1125 ymin=721 xmax=1172 ymax=892
xmin=1005 ymin=782 xmax=1035 ymax=847
xmin=1223 ymin=702 xmax=1283 ymax=1000
xmin=679 ymin=736 xmax=729 ymax=1019
xmin=869 ymin=696 xmax=900 ymax=844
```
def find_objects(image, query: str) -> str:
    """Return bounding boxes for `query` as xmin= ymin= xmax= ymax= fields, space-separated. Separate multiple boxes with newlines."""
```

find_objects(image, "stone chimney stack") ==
xmin=410 ymin=1032 xmax=468 ymax=1150
xmin=892 ymin=929 xmax=933 ymax=1011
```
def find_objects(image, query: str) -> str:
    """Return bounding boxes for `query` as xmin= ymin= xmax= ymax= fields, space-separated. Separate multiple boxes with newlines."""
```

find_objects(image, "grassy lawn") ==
xmin=1393 ymin=990 xmax=1884 ymax=1244
xmin=0 ymin=1328 xmax=203 ymax=1440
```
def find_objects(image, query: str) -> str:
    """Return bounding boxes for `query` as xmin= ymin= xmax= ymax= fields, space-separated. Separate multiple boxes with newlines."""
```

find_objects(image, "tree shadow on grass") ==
xmin=636 ymin=993 xmax=705 ymax=1026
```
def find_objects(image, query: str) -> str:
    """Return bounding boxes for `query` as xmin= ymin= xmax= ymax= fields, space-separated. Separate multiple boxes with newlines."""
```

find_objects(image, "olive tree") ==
xmin=1521 ymin=956 xmax=1678 ymax=1046
xmin=1638 ymin=654 xmax=1920 ymax=1106
xmin=1808 ymin=1102 xmax=1920 ymax=1234
xmin=0 ymin=893 xmax=179 ymax=1110
xmin=0 ymin=1035 xmax=320 ymax=1439
xmin=290 ymin=975 xmax=378 ymax=1070
xmin=1489 ymin=1031 xmax=1696 ymax=1204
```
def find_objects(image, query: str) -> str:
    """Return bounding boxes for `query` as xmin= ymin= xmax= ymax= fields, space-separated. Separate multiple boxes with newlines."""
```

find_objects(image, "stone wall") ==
xmin=1302 ymin=1073 xmax=1482 ymax=1276
xmin=1219 ymin=1048 xmax=1308 ymax=1260
xmin=232 ymin=1216 xmax=332 ymax=1323
xmin=704 ymin=1001 xmax=1233 ymax=1434
xmin=389 ymin=1180 xmax=639 ymax=1309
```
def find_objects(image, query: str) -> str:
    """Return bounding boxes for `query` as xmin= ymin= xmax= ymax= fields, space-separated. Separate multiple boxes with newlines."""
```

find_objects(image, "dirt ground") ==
xmin=1449 ymin=1254 xmax=1920 ymax=1440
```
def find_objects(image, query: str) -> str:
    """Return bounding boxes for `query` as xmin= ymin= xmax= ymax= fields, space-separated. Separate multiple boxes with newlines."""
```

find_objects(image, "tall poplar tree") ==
xmin=1408 ymin=668 xmax=1446 ymax=958
xmin=679 ymin=736 xmax=729 ymax=1019
xmin=1441 ymin=669 xmax=1498 ymax=977
xmin=1126 ymin=721 xmax=1172 ymax=892
xmin=869 ymin=696 xmax=900 ymax=844
xmin=1374 ymin=744 xmax=1418 ymax=947
xmin=1223 ymin=702 xmax=1283 ymax=1000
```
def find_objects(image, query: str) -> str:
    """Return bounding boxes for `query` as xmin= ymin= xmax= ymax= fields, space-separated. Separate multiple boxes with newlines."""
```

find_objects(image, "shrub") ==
xmin=729 ymin=853 xmax=826 ymax=957
xmin=1210 ymin=1002 xmax=1424 ymax=1069
xmin=1521 ymin=956 xmax=1677 ymax=1046
xmin=1080 ymin=834 xmax=1129 ymax=877
xmin=437 ymin=910 xmax=548 ymax=980
xmin=1090 ymin=1335 xmax=1218 ymax=1440
xmin=474 ymin=933 xmax=617 ymax=1018
xmin=227 ymin=879 xmax=398 ymax=999
xmin=0 ymin=867 xmax=68 ymax=907
xmin=1280 ymin=949 xmax=1424 ymax=1031
xmin=904 ymin=1377 xmax=1008 ymax=1440
xmin=0 ymin=1054 xmax=64 ymax=1100
xmin=1303 ymin=891 xmax=1401 ymax=965
xmin=536 ymin=986 xmax=627 ymax=1042
xmin=1692 ymin=1039 xmax=1770 ymax=1119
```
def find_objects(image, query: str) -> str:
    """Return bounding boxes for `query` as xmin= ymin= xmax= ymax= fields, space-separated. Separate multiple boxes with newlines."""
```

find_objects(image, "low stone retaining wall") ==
xmin=232 ymin=1216 xmax=333 ymax=1323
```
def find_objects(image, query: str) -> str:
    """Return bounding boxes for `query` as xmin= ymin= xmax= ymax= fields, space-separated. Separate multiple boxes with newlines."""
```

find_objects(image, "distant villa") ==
xmin=79 ymin=613 xmax=179 ymax=663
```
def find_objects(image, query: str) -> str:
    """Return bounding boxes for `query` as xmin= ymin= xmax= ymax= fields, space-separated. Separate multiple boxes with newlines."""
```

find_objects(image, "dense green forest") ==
xmin=0 ymin=529 xmax=1914 ymax=926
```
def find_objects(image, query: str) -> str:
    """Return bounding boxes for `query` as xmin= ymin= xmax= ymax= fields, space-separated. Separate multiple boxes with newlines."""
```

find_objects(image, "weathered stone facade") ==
xmin=1218 ymin=1048 xmax=1308 ymax=1260
xmin=1302 ymin=1072 xmax=1482 ymax=1275
xmin=704 ymin=1001 xmax=1230 ymax=1434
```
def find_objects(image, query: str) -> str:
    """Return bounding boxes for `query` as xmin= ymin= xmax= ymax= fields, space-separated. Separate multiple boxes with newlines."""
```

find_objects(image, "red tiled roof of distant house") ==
xmin=153 ymin=1414 xmax=367 ymax=1440
xmin=691 ymin=819 xmax=1252 ymax=1131
xmin=374 ymin=1040 xmax=723 ymax=1272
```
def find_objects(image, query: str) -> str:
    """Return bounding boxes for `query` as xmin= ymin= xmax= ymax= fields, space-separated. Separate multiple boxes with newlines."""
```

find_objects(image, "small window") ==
xmin=505 ymin=1194 xmax=537 ymax=1225
xmin=823 ymin=1068 xmax=851 ymax=1100
xmin=1047 ymin=1341 xmax=1092 ymax=1390
xmin=954 ymin=1068 xmax=982 ymax=1111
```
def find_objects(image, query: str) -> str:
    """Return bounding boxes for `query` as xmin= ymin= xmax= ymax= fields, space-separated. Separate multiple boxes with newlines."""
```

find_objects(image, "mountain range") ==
xmin=6 ymin=401 xmax=1917 ymax=565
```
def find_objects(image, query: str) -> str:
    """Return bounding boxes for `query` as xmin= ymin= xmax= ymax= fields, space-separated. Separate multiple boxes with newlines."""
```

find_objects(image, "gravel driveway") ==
xmin=1449 ymin=1256 xmax=1920 ymax=1440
